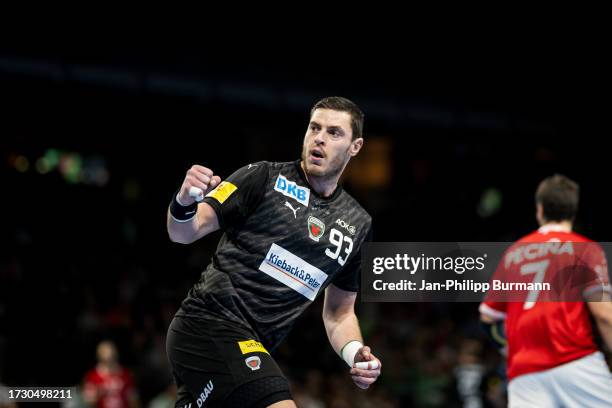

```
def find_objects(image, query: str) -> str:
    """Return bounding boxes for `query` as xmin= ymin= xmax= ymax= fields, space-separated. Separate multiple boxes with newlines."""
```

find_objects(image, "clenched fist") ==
xmin=350 ymin=346 xmax=382 ymax=389
xmin=177 ymin=165 xmax=222 ymax=206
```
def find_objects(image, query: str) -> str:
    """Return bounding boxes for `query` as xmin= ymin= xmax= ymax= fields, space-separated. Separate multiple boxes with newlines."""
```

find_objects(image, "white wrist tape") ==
xmin=188 ymin=186 xmax=204 ymax=202
xmin=341 ymin=340 xmax=363 ymax=367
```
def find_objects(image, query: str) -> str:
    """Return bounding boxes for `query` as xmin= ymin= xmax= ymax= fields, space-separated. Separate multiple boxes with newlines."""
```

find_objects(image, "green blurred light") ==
xmin=477 ymin=188 xmax=502 ymax=218
xmin=60 ymin=153 xmax=83 ymax=184
xmin=44 ymin=149 xmax=61 ymax=168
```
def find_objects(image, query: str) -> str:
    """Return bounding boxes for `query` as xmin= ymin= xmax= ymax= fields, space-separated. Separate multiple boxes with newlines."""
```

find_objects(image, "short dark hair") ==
xmin=310 ymin=96 xmax=364 ymax=140
xmin=535 ymin=174 xmax=579 ymax=222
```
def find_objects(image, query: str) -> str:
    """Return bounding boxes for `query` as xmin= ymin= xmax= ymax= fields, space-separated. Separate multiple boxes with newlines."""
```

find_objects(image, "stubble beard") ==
xmin=301 ymin=145 xmax=350 ymax=180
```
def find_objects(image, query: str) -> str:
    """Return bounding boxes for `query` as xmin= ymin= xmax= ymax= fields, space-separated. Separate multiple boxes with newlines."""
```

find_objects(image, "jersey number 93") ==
xmin=325 ymin=228 xmax=354 ymax=266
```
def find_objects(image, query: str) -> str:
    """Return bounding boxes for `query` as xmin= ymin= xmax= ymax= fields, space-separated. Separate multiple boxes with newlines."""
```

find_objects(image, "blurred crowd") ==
xmin=1 ymin=245 xmax=509 ymax=407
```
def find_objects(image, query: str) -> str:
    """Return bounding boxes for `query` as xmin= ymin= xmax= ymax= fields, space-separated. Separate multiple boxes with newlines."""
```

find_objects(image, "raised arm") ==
xmin=167 ymin=164 xmax=221 ymax=244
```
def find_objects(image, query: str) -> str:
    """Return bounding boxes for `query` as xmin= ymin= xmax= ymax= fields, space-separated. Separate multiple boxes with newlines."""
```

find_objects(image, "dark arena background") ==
xmin=1 ymin=45 xmax=609 ymax=407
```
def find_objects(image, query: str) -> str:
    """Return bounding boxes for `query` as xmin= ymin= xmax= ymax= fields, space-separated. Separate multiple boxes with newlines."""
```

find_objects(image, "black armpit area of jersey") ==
xmin=331 ymin=225 xmax=373 ymax=292
xmin=203 ymin=162 xmax=269 ymax=230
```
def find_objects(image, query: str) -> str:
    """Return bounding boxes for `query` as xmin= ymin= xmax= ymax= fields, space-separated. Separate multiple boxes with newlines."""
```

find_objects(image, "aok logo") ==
xmin=274 ymin=174 xmax=310 ymax=206
xmin=335 ymin=218 xmax=356 ymax=235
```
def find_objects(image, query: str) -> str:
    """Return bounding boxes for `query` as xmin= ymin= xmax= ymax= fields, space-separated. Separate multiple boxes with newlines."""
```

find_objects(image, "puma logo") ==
xmin=284 ymin=201 xmax=300 ymax=218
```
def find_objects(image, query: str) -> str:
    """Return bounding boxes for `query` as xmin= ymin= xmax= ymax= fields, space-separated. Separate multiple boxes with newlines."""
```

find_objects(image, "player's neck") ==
xmin=300 ymin=162 xmax=340 ymax=197
xmin=307 ymin=175 xmax=339 ymax=197
xmin=539 ymin=221 xmax=573 ymax=233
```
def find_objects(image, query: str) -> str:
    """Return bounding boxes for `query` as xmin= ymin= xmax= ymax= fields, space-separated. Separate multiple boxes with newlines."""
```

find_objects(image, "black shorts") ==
xmin=166 ymin=316 xmax=292 ymax=408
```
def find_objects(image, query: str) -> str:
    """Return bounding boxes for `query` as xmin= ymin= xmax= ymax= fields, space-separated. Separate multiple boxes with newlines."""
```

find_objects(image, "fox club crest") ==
xmin=308 ymin=216 xmax=325 ymax=242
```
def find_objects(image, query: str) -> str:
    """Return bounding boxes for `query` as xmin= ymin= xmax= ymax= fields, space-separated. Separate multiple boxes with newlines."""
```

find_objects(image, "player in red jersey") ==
xmin=479 ymin=174 xmax=612 ymax=407
xmin=83 ymin=340 xmax=139 ymax=408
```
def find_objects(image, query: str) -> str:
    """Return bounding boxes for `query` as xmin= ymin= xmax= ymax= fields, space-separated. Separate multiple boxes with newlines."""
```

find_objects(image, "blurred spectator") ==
xmin=83 ymin=340 xmax=139 ymax=408
xmin=453 ymin=339 xmax=506 ymax=408
xmin=454 ymin=339 xmax=486 ymax=408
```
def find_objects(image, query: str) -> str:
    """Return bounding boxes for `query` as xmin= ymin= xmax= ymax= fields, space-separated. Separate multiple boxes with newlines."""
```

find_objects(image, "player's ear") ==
xmin=536 ymin=203 xmax=544 ymax=225
xmin=349 ymin=137 xmax=364 ymax=157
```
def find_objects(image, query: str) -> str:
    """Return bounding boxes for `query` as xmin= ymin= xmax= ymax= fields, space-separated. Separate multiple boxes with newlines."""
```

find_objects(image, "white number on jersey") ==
xmin=520 ymin=259 xmax=550 ymax=310
xmin=325 ymin=228 xmax=354 ymax=266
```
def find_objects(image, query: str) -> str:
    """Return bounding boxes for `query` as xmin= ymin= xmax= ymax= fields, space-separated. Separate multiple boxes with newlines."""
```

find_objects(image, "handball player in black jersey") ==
xmin=166 ymin=97 xmax=381 ymax=408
